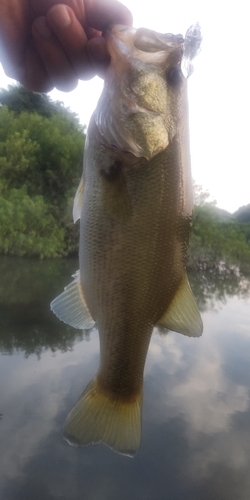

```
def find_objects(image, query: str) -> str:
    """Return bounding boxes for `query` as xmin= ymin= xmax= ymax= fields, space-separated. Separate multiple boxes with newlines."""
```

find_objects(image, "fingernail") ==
xmin=50 ymin=5 xmax=71 ymax=28
xmin=33 ymin=17 xmax=51 ymax=39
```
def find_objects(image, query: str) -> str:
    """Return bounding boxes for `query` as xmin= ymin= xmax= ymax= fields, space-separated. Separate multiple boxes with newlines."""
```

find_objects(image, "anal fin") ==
xmin=157 ymin=274 xmax=203 ymax=337
xmin=50 ymin=270 xmax=95 ymax=330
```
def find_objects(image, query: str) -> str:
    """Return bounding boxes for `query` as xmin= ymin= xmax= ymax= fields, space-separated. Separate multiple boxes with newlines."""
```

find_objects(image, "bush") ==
xmin=0 ymin=86 xmax=85 ymax=258
xmin=188 ymin=204 xmax=250 ymax=275
xmin=0 ymin=184 xmax=65 ymax=257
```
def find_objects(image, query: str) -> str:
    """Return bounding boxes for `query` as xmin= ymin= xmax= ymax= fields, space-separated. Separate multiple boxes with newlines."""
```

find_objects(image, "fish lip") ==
xmin=104 ymin=25 xmax=185 ymax=51
xmin=105 ymin=24 xmax=201 ymax=55
xmin=103 ymin=23 xmax=136 ymax=42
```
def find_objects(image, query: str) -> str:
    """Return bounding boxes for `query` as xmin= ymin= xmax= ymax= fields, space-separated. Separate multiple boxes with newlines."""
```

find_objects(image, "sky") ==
xmin=0 ymin=0 xmax=249 ymax=213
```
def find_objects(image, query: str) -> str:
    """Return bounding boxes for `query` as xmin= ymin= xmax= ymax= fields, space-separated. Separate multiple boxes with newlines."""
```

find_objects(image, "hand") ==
xmin=0 ymin=0 xmax=132 ymax=92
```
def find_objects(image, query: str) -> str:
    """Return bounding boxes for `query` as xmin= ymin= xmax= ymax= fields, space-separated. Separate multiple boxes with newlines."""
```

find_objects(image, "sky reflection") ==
xmin=1 ymin=258 xmax=250 ymax=500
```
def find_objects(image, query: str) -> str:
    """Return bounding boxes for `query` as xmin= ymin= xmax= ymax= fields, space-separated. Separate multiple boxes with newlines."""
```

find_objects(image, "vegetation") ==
xmin=0 ymin=84 xmax=77 ymax=118
xmin=1 ymin=254 xmax=249 ymax=357
xmin=1 ymin=85 xmax=250 ymax=274
xmin=188 ymin=185 xmax=250 ymax=275
xmin=0 ymin=85 xmax=85 ymax=257
xmin=234 ymin=203 xmax=250 ymax=223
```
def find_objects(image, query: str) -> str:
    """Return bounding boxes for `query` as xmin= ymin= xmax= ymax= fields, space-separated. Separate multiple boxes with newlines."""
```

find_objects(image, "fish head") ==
xmin=95 ymin=25 xmax=199 ymax=160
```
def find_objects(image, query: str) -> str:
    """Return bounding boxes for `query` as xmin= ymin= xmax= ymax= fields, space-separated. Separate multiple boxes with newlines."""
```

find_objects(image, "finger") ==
xmin=0 ymin=22 xmax=53 ymax=92
xmin=0 ymin=46 xmax=52 ymax=93
xmin=87 ymin=36 xmax=110 ymax=79
xmin=85 ymin=0 xmax=133 ymax=31
xmin=32 ymin=16 xmax=78 ymax=91
xmin=0 ymin=1 xmax=27 ymax=80
xmin=31 ymin=0 xmax=86 ymax=25
xmin=31 ymin=0 xmax=133 ymax=31
xmin=0 ymin=1 xmax=53 ymax=91
xmin=22 ymin=44 xmax=54 ymax=92
xmin=46 ymin=4 xmax=100 ymax=80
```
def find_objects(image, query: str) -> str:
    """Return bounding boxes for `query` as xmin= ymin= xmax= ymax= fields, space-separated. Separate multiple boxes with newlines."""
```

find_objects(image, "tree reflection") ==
xmin=0 ymin=256 xmax=89 ymax=357
xmin=188 ymin=262 xmax=250 ymax=312
xmin=1 ymin=256 xmax=250 ymax=356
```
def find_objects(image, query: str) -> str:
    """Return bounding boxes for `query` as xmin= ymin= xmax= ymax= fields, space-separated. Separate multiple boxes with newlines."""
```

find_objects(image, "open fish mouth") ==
xmin=105 ymin=24 xmax=201 ymax=67
xmin=133 ymin=28 xmax=184 ymax=52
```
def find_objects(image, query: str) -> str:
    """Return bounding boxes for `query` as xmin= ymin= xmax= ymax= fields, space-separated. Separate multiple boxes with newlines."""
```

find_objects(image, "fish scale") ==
xmin=51 ymin=23 xmax=202 ymax=456
xmin=80 ymin=132 xmax=189 ymax=396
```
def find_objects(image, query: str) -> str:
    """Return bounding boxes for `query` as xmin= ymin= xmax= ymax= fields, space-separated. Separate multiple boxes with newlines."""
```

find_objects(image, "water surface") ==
xmin=1 ymin=257 xmax=250 ymax=500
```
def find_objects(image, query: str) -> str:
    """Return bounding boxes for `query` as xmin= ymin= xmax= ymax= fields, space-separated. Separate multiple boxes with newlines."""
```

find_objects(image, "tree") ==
xmin=0 ymin=84 xmax=79 ymax=121
xmin=0 ymin=86 xmax=86 ymax=258
xmin=188 ymin=184 xmax=250 ymax=275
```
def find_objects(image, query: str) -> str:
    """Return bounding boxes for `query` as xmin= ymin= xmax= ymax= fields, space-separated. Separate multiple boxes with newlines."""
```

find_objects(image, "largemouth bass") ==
xmin=51 ymin=24 xmax=202 ymax=457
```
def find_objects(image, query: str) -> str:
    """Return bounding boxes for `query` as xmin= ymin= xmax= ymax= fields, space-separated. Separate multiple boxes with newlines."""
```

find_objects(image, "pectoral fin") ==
xmin=157 ymin=274 xmax=203 ymax=337
xmin=50 ymin=270 xmax=95 ymax=330
xmin=73 ymin=176 xmax=84 ymax=223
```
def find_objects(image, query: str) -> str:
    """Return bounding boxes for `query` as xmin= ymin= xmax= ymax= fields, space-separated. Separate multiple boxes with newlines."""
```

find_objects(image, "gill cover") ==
xmin=95 ymin=25 xmax=187 ymax=160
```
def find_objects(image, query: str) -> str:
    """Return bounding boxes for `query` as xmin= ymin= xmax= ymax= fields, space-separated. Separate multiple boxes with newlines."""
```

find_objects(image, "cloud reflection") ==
xmin=1 ymin=257 xmax=250 ymax=499
xmin=143 ymin=296 xmax=250 ymax=489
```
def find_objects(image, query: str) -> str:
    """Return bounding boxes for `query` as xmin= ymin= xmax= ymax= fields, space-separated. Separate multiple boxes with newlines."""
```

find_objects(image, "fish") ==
xmin=51 ymin=23 xmax=203 ymax=457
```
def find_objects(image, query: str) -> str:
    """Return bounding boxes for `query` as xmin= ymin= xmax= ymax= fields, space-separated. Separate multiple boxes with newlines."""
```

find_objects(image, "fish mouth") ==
xmin=133 ymin=28 xmax=184 ymax=53
xmin=105 ymin=25 xmax=184 ymax=53
xmin=96 ymin=24 xmax=200 ymax=159
xmin=105 ymin=24 xmax=201 ymax=81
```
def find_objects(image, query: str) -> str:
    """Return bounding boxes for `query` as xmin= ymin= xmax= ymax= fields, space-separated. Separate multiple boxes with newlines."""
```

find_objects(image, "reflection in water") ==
xmin=1 ymin=256 xmax=249 ymax=356
xmin=189 ymin=262 xmax=250 ymax=312
xmin=0 ymin=256 xmax=89 ymax=357
xmin=0 ymin=256 xmax=250 ymax=500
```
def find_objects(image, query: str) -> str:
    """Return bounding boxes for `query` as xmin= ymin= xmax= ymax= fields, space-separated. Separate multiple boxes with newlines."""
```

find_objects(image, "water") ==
xmin=1 ymin=256 xmax=250 ymax=500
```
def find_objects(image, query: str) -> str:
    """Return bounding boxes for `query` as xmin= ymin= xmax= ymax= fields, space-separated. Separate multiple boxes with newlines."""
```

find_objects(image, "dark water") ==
xmin=1 ymin=256 xmax=250 ymax=500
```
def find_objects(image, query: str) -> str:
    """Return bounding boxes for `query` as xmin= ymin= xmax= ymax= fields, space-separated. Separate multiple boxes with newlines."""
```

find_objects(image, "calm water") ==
xmin=1 ymin=256 xmax=250 ymax=500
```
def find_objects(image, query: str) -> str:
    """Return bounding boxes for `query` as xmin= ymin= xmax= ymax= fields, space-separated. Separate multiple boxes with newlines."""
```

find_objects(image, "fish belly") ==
xmin=80 ymin=135 xmax=189 ymax=395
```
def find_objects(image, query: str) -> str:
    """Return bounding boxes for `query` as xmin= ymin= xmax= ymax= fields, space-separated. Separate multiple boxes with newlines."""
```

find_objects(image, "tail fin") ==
xmin=63 ymin=377 xmax=142 ymax=457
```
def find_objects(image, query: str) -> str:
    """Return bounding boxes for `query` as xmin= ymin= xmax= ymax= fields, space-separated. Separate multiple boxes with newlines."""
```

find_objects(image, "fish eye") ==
xmin=167 ymin=67 xmax=183 ymax=85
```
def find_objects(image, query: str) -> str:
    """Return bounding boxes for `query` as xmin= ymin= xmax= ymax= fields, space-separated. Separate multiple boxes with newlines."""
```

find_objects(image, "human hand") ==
xmin=0 ymin=0 xmax=132 ymax=92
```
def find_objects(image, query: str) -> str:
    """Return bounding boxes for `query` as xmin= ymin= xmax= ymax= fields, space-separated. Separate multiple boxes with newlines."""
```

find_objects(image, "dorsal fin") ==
xmin=157 ymin=274 xmax=203 ymax=337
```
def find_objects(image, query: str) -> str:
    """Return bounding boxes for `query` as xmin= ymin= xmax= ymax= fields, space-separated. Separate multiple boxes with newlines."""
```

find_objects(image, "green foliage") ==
xmin=0 ymin=84 xmax=79 ymax=120
xmin=234 ymin=203 xmax=250 ymax=223
xmin=0 ymin=85 xmax=85 ymax=258
xmin=0 ymin=183 xmax=65 ymax=257
xmin=189 ymin=203 xmax=250 ymax=275
xmin=0 ymin=104 xmax=84 ymax=199
xmin=1 ymin=84 xmax=250 ymax=270
xmin=193 ymin=181 xmax=213 ymax=207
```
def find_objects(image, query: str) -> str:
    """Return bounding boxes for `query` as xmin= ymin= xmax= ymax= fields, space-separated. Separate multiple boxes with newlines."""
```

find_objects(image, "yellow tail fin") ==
xmin=63 ymin=377 xmax=142 ymax=457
